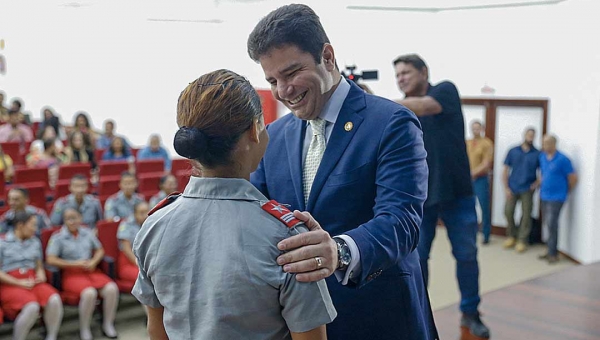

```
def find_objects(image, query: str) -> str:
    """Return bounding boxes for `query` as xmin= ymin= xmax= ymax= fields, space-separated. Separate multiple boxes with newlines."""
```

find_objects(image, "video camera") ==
xmin=341 ymin=65 xmax=378 ymax=83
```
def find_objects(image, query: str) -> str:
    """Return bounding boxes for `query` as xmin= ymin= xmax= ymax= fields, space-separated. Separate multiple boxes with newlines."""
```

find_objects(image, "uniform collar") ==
xmin=60 ymin=226 xmax=86 ymax=239
xmin=5 ymin=231 xmax=33 ymax=243
xmin=183 ymin=177 xmax=267 ymax=202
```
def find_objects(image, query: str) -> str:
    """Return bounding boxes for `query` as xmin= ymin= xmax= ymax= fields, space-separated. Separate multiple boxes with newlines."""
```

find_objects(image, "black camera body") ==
xmin=341 ymin=65 xmax=379 ymax=83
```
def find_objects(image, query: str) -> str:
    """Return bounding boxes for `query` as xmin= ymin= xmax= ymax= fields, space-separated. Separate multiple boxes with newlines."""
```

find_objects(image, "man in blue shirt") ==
xmin=538 ymin=135 xmax=577 ymax=263
xmin=503 ymin=128 xmax=540 ymax=253
xmin=137 ymin=134 xmax=171 ymax=172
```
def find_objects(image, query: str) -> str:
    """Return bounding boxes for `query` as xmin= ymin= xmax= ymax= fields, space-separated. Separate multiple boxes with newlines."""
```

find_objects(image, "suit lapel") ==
xmin=284 ymin=118 xmax=307 ymax=210
xmin=307 ymin=83 xmax=366 ymax=210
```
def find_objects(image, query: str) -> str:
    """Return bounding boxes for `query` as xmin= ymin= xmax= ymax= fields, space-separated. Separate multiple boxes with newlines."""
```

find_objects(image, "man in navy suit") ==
xmin=247 ymin=4 xmax=438 ymax=340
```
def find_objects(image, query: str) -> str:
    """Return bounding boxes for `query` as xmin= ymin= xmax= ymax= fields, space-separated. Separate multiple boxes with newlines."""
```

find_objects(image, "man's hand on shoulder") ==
xmin=276 ymin=210 xmax=338 ymax=282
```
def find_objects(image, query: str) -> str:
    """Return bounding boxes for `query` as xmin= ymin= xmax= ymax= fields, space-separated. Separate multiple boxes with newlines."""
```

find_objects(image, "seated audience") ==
xmin=0 ymin=91 xmax=8 ymax=122
xmin=27 ymin=139 xmax=65 ymax=189
xmin=104 ymin=171 xmax=144 ymax=221
xmin=39 ymin=125 xmax=65 ymax=153
xmin=149 ymin=174 xmax=178 ymax=207
xmin=64 ymin=130 xmax=97 ymax=170
xmin=38 ymin=107 xmax=66 ymax=141
xmin=0 ymin=110 xmax=34 ymax=149
xmin=117 ymin=201 xmax=149 ymax=282
xmin=0 ymin=211 xmax=63 ymax=340
xmin=51 ymin=175 xmax=103 ymax=229
xmin=96 ymin=119 xmax=131 ymax=151
xmin=10 ymin=99 xmax=31 ymax=125
xmin=46 ymin=208 xmax=119 ymax=340
xmin=102 ymin=136 xmax=132 ymax=162
xmin=0 ymin=144 xmax=15 ymax=182
xmin=137 ymin=134 xmax=171 ymax=171
xmin=0 ymin=187 xmax=51 ymax=236
xmin=72 ymin=112 xmax=98 ymax=149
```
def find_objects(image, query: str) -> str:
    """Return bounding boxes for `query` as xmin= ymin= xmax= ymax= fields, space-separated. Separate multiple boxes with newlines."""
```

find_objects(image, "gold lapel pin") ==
xmin=344 ymin=122 xmax=353 ymax=131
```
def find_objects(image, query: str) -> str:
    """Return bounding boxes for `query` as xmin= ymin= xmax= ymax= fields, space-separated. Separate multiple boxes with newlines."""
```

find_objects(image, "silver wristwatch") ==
xmin=334 ymin=238 xmax=352 ymax=271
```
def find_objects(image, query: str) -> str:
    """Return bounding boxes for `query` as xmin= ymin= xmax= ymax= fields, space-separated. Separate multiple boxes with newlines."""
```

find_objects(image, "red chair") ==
xmin=58 ymin=163 xmax=91 ymax=180
xmin=171 ymin=158 xmax=190 ymax=175
xmin=97 ymin=220 xmax=135 ymax=293
xmin=0 ymin=171 xmax=5 ymax=198
xmin=32 ymin=122 xmax=41 ymax=137
xmin=14 ymin=167 xmax=50 ymax=191
xmin=98 ymin=160 xmax=129 ymax=177
xmin=98 ymin=176 xmax=121 ymax=198
xmin=6 ymin=182 xmax=47 ymax=210
xmin=1 ymin=142 xmax=21 ymax=165
xmin=138 ymin=172 xmax=163 ymax=198
xmin=94 ymin=149 xmax=106 ymax=163
xmin=136 ymin=159 xmax=164 ymax=175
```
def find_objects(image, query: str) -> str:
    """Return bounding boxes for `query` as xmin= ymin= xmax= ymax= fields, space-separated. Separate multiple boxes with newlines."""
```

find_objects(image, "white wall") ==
xmin=1 ymin=0 xmax=599 ymax=262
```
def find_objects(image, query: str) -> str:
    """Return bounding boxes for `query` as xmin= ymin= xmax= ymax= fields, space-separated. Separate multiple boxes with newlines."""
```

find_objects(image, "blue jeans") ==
xmin=418 ymin=196 xmax=481 ymax=314
xmin=542 ymin=201 xmax=564 ymax=256
xmin=472 ymin=176 xmax=492 ymax=242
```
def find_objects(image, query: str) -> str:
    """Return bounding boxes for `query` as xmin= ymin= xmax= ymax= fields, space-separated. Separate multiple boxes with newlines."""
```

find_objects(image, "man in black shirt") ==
xmin=393 ymin=54 xmax=490 ymax=339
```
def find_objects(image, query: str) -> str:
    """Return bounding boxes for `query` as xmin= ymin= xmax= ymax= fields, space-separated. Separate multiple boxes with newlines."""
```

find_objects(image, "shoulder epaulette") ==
xmin=261 ymin=200 xmax=303 ymax=229
xmin=148 ymin=192 xmax=181 ymax=216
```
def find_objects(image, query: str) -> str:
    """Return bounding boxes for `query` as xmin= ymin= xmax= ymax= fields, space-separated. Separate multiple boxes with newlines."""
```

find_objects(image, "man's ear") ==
xmin=322 ymin=44 xmax=336 ymax=71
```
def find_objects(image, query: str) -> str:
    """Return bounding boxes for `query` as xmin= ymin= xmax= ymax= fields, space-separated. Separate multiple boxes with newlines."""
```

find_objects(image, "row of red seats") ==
xmin=0 ymin=158 xmax=192 ymax=215
xmin=0 ymin=141 xmax=142 ymax=167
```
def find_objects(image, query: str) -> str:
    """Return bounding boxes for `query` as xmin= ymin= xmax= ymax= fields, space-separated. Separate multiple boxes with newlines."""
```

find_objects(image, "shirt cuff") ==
xmin=333 ymin=235 xmax=361 ymax=285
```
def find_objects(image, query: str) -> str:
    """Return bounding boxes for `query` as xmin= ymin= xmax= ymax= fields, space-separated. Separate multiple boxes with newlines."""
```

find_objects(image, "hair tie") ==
xmin=173 ymin=126 xmax=208 ymax=160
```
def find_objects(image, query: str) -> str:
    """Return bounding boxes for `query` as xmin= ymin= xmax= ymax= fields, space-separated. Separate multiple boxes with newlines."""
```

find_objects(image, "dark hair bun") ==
xmin=173 ymin=126 xmax=208 ymax=160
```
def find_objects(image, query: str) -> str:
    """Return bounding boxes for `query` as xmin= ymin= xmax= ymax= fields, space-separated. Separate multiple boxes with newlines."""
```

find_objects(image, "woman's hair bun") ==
xmin=173 ymin=126 xmax=209 ymax=160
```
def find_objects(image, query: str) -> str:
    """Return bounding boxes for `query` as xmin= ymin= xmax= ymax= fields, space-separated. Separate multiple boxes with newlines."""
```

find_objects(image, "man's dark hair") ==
xmin=121 ymin=171 xmax=136 ymax=180
xmin=393 ymin=54 xmax=428 ymax=72
xmin=12 ymin=99 xmax=22 ymax=109
xmin=525 ymin=127 xmax=536 ymax=134
xmin=471 ymin=120 xmax=483 ymax=127
xmin=247 ymin=4 xmax=330 ymax=64
xmin=10 ymin=187 xmax=30 ymax=199
xmin=71 ymin=174 xmax=88 ymax=183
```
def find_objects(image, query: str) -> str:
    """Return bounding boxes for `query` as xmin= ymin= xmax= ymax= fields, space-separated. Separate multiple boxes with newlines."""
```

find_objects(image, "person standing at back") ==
xmin=467 ymin=120 xmax=494 ymax=244
xmin=503 ymin=128 xmax=540 ymax=253
xmin=247 ymin=5 xmax=437 ymax=340
xmin=393 ymin=54 xmax=489 ymax=339
xmin=538 ymin=134 xmax=577 ymax=263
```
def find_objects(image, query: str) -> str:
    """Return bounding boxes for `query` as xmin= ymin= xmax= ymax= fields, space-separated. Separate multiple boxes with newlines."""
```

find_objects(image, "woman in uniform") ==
xmin=45 ymin=208 xmax=119 ymax=340
xmin=0 ymin=211 xmax=63 ymax=340
xmin=117 ymin=201 xmax=149 ymax=282
xmin=148 ymin=174 xmax=178 ymax=207
xmin=132 ymin=69 xmax=336 ymax=340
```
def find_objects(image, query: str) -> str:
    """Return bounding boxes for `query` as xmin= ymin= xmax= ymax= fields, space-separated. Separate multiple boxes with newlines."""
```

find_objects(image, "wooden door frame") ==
xmin=462 ymin=97 xmax=549 ymax=235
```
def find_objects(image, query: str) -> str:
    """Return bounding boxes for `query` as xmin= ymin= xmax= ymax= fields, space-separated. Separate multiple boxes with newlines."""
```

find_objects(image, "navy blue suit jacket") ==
xmin=251 ymin=82 xmax=438 ymax=340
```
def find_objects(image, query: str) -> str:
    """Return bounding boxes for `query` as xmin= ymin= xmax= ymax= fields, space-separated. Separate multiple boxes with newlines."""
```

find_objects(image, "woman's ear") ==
xmin=248 ymin=119 xmax=261 ymax=143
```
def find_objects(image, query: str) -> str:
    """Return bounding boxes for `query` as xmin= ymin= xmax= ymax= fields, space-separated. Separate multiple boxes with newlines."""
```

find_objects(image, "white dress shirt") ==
xmin=301 ymin=77 xmax=361 ymax=285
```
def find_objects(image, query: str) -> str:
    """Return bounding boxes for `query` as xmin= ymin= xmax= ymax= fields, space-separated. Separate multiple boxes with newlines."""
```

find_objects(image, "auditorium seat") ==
xmin=99 ymin=160 xmax=129 ymax=177
xmin=136 ymin=159 xmax=164 ymax=175
xmin=14 ymin=167 xmax=50 ymax=191
xmin=58 ymin=163 xmax=91 ymax=180
xmin=97 ymin=220 xmax=136 ymax=293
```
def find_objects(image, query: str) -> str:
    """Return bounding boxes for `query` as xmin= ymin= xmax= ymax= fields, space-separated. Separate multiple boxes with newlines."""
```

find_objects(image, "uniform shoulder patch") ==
xmin=148 ymin=192 xmax=181 ymax=216
xmin=261 ymin=200 xmax=303 ymax=229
